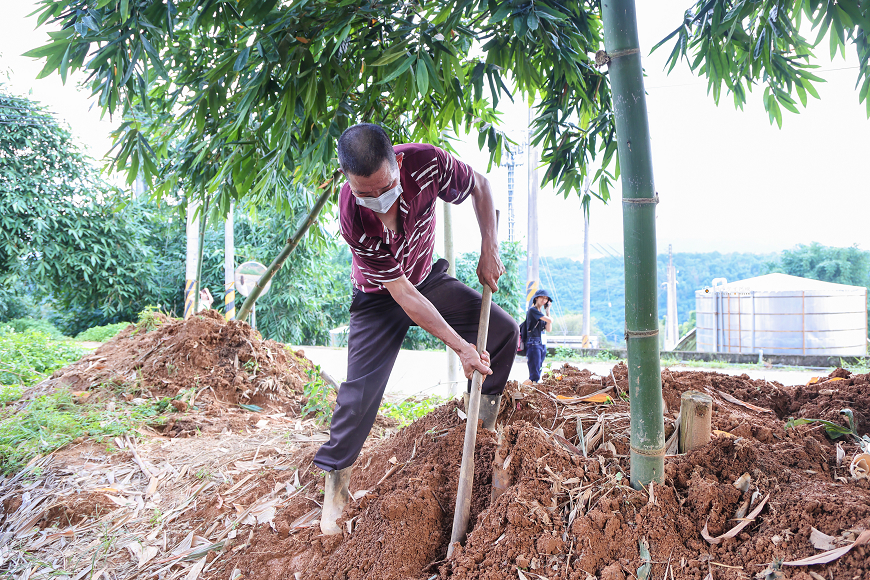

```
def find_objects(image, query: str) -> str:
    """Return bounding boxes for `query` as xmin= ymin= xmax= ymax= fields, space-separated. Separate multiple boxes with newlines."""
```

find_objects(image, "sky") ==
xmin=2 ymin=1 xmax=869 ymax=266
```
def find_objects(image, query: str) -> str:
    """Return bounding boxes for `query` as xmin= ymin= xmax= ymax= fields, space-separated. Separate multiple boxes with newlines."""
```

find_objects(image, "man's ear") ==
xmin=338 ymin=168 xmax=345 ymax=176
xmin=395 ymin=152 xmax=404 ymax=170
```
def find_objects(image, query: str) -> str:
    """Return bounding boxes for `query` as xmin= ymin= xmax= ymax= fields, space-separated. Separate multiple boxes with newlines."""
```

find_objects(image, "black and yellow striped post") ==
xmin=184 ymin=278 xmax=196 ymax=319
xmin=525 ymin=280 xmax=539 ymax=309
xmin=224 ymin=281 xmax=236 ymax=321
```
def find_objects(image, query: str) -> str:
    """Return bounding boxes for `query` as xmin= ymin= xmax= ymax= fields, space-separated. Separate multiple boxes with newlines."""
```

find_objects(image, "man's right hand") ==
xmin=457 ymin=341 xmax=492 ymax=380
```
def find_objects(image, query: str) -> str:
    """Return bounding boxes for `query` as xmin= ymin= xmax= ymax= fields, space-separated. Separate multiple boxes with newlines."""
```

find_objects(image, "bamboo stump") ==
xmin=679 ymin=391 xmax=713 ymax=453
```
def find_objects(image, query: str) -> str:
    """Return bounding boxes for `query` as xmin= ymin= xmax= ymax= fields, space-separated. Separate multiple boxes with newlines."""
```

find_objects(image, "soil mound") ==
xmin=209 ymin=364 xmax=870 ymax=580
xmin=29 ymin=310 xmax=316 ymax=415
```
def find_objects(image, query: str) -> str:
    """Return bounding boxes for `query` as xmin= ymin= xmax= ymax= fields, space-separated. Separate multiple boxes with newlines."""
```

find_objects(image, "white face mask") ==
xmin=355 ymin=182 xmax=402 ymax=214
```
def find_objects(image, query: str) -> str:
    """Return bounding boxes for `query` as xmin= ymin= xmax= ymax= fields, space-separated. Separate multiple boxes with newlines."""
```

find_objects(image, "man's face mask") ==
xmin=355 ymin=181 xmax=402 ymax=214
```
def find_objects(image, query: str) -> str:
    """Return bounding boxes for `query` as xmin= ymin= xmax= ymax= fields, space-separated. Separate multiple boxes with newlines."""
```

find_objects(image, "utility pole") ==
xmin=665 ymin=245 xmax=678 ymax=350
xmin=443 ymin=200 xmax=460 ymax=397
xmin=184 ymin=199 xmax=201 ymax=319
xmin=504 ymin=145 xmax=524 ymax=243
xmin=526 ymin=110 xmax=540 ymax=307
xmin=582 ymin=178 xmax=592 ymax=348
xmin=225 ymin=202 xmax=236 ymax=321
xmin=582 ymin=213 xmax=591 ymax=347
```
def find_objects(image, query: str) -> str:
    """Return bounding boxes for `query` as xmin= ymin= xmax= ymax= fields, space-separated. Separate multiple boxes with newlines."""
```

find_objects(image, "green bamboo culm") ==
xmin=601 ymin=0 xmax=665 ymax=489
xmin=236 ymin=184 xmax=335 ymax=323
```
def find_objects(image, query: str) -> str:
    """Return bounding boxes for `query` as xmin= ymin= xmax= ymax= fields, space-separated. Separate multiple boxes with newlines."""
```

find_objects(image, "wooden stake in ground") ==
xmin=447 ymin=283 xmax=493 ymax=559
xmin=679 ymin=391 xmax=713 ymax=453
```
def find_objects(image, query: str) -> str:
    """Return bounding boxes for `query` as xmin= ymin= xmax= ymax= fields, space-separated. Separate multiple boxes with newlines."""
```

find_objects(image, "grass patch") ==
xmin=74 ymin=322 xmax=131 ymax=343
xmin=0 ymin=328 xmax=86 ymax=387
xmin=379 ymin=396 xmax=447 ymax=428
xmin=0 ymin=389 xmax=169 ymax=474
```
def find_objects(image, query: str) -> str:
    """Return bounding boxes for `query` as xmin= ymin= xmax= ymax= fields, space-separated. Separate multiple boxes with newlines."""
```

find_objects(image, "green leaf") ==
xmin=234 ymin=47 xmax=250 ymax=72
xmin=527 ymin=11 xmax=539 ymax=32
xmin=416 ymin=62 xmax=429 ymax=95
xmin=370 ymin=44 xmax=408 ymax=67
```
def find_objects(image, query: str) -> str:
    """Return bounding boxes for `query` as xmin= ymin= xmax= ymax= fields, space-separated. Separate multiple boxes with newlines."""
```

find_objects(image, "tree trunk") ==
xmin=236 ymin=186 xmax=334 ymax=323
xmin=602 ymin=0 xmax=665 ymax=488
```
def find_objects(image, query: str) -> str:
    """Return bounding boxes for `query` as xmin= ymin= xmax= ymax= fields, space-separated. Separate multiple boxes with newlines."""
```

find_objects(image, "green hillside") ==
xmin=533 ymin=252 xmax=776 ymax=346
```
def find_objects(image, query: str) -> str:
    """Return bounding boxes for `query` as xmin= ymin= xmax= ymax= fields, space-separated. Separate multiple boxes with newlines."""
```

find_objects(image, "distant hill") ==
xmin=529 ymin=252 xmax=776 ymax=345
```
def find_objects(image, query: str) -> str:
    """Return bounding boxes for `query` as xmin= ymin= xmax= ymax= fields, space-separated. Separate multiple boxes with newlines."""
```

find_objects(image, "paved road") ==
xmin=293 ymin=345 xmax=824 ymax=401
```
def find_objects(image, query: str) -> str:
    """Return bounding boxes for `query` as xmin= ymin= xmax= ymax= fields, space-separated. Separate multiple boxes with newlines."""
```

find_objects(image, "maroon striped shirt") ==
xmin=339 ymin=143 xmax=477 ymax=294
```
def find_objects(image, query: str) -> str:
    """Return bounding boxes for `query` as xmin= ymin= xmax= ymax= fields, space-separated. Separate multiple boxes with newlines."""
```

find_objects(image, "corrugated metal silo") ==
xmin=695 ymin=274 xmax=867 ymax=356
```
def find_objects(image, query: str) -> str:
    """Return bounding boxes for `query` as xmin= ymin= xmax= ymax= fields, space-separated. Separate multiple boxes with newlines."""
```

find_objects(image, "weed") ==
xmin=379 ymin=396 xmax=447 ymax=428
xmin=0 ymin=385 xmax=23 ymax=405
xmin=302 ymin=365 xmax=333 ymax=425
xmin=243 ymin=359 xmax=260 ymax=374
xmin=0 ymin=328 xmax=85 ymax=387
xmin=0 ymin=389 xmax=168 ymax=474
xmin=195 ymin=468 xmax=212 ymax=480
xmin=785 ymin=408 xmax=870 ymax=453
xmin=133 ymin=306 xmax=167 ymax=335
xmin=149 ymin=509 xmax=164 ymax=526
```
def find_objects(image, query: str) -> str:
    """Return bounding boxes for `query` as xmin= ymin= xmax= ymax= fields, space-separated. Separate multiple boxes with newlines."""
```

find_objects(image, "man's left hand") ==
xmin=477 ymin=248 xmax=505 ymax=292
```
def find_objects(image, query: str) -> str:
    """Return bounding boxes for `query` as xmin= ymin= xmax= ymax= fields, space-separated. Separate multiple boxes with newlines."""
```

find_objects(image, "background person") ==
xmin=526 ymin=289 xmax=553 ymax=383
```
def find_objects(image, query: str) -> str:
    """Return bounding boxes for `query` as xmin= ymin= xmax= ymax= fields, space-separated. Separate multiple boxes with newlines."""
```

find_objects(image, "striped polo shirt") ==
xmin=339 ymin=143 xmax=477 ymax=294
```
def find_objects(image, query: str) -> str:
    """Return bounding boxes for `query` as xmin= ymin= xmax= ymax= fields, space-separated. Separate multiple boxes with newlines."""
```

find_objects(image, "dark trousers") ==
xmin=313 ymin=259 xmax=520 ymax=472
xmin=526 ymin=338 xmax=546 ymax=382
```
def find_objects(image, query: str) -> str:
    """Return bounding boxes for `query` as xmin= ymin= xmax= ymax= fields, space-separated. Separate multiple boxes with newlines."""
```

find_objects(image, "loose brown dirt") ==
xmin=5 ymin=334 xmax=870 ymax=579
xmin=28 ymin=310 xmax=322 ymax=425
xmin=203 ymin=364 xmax=870 ymax=580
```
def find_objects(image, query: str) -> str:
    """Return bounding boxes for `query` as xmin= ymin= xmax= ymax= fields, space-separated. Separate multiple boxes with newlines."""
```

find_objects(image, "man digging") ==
xmin=313 ymin=123 xmax=520 ymax=535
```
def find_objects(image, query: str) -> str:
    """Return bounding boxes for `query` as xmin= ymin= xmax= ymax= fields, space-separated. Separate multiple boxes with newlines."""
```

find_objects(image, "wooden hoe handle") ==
xmin=447 ymin=282 xmax=493 ymax=559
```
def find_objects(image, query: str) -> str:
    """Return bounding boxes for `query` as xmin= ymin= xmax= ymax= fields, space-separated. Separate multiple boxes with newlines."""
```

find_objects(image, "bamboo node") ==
xmin=630 ymin=445 xmax=666 ymax=457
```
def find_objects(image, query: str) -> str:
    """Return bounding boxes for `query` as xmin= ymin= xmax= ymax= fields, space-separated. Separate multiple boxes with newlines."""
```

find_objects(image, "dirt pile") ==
xmin=29 ymin=310 xmax=317 ymax=417
xmin=6 ymin=360 xmax=870 ymax=579
xmin=211 ymin=364 xmax=870 ymax=579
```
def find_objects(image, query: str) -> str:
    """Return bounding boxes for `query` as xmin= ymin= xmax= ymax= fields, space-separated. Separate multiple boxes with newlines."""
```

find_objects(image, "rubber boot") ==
xmin=320 ymin=466 xmax=352 ymax=535
xmin=463 ymin=393 xmax=502 ymax=431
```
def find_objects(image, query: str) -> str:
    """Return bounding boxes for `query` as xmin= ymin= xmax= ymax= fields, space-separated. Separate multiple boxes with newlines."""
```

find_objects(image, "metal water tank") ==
xmin=695 ymin=274 xmax=867 ymax=356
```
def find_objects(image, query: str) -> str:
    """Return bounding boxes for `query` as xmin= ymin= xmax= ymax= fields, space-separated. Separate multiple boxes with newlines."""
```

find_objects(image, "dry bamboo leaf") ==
xmin=809 ymin=527 xmax=837 ymax=551
xmin=715 ymin=390 xmax=773 ymax=413
xmin=783 ymin=529 xmax=870 ymax=566
xmin=701 ymin=494 xmax=769 ymax=544
xmin=185 ymin=556 xmax=207 ymax=580
xmin=145 ymin=477 xmax=159 ymax=498
xmin=289 ymin=508 xmax=319 ymax=530
xmin=836 ymin=443 xmax=845 ymax=467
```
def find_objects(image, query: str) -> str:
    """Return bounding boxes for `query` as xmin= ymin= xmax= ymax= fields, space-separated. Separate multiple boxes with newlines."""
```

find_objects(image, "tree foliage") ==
xmin=766 ymin=242 xmax=870 ymax=286
xmin=0 ymin=87 xmax=105 ymax=283
xmin=655 ymin=0 xmax=870 ymax=125
xmin=25 ymin=0 xmax=618 ymax=212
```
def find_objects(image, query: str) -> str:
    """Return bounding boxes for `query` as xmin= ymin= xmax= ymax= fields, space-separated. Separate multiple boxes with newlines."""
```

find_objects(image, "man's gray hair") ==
xmin=337 ymin=123 xmax=396 ymax=177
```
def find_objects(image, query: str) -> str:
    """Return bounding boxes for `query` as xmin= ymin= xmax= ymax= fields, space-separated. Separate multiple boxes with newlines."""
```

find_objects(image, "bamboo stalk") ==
xmin=236 ymin=185 xmax=334 ymax=322
xmin=601 ymin=0 xmax=665 ymax=488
